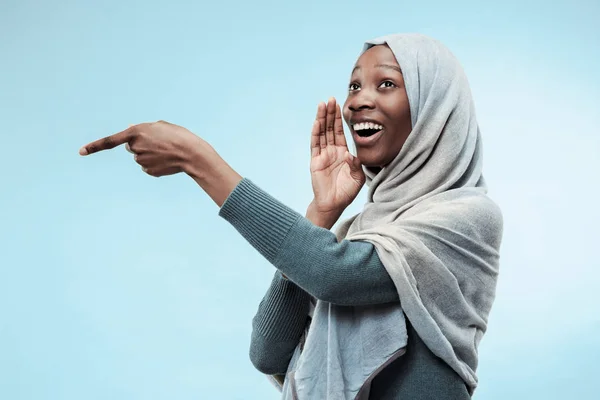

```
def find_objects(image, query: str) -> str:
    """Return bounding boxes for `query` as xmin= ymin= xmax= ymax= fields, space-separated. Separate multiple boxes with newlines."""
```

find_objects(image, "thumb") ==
xmin=346 ymin=151 xmax=362 ymax=173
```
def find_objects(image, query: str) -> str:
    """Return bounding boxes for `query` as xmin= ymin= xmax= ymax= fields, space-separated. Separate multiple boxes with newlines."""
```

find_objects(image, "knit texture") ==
xmin=218 ymin=178 xmax=300 ymax=264
xmin=249 ymin=271 xmax=312 ymax=375
xmin=218 ymin=178 xmax=399 ymax=306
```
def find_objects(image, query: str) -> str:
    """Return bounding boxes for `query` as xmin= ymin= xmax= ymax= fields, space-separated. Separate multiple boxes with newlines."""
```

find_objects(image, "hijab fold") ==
xmin=275 ymin=33 xmax=503 ymax=399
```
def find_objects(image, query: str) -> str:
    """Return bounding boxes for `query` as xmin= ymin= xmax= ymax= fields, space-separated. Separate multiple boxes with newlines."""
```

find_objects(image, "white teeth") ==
xmin=353 ymin=122 xmax=383 ymax=131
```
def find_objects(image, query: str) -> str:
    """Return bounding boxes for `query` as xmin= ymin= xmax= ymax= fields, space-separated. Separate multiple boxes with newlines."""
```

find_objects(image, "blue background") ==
xmin=1 ymin=0 xmax=599 ymax=398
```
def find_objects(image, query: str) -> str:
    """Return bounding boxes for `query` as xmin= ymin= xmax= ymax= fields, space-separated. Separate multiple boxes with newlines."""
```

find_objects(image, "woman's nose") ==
xmin=348 ymin=91 xmax=376 ymax=112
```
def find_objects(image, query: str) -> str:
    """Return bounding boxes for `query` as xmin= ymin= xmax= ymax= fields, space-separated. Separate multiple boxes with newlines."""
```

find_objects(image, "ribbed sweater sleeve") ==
xmin=218 ymin=177 xmax=398 ymax=306
xmin=248 ymin=270 xmax=312 ymax=375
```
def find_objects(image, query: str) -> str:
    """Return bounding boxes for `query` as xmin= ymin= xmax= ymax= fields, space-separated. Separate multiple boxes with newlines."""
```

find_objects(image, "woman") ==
xmin=80 ymin=33 xmax=503 ymax=399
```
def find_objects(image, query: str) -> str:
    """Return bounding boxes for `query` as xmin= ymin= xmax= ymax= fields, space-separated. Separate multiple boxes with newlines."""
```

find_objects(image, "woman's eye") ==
xmin=349 ymin=83 xmax=360 ymax=91
xmin=379 ymin=81 xmax=396 ymax=88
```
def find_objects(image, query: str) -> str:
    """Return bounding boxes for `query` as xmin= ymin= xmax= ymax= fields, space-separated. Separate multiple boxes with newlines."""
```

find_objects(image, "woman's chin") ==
xmin=356 ymin=153 xmax=381 ymax=169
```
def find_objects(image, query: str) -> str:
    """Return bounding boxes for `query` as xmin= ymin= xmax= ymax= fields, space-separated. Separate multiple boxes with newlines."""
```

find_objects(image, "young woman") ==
xmin=80 ymin=33 xmax=503 ymax=399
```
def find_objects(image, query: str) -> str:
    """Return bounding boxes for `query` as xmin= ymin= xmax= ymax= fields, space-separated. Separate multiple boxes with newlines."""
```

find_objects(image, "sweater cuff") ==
xmin=252 ymin=272 xmax=312 ymax=341
xmin=218 ymin=178 xmax=302 ymax=264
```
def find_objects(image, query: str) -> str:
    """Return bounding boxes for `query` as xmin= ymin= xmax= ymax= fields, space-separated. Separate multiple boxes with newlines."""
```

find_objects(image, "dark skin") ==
xmin=305 ymin=44 xmax=413 ymax=217
xmin=343 ymin=44 xmax=412 ymax=174
xmin=78 ymin=44 xmax=411 ymax=222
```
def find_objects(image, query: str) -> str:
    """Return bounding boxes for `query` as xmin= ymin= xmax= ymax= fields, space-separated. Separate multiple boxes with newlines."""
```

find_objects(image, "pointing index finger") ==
xmin=79 ymin=126 xmax=136 ymax=156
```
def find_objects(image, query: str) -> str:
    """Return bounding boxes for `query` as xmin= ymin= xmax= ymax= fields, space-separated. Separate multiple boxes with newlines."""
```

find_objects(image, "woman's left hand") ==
xmin=79 ymin=120 xmax=214 ymax=177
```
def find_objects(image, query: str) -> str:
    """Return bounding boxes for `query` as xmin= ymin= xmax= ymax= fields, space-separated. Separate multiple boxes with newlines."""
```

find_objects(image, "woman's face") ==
xmin=342 ymin=45 xmax=412 ymax=172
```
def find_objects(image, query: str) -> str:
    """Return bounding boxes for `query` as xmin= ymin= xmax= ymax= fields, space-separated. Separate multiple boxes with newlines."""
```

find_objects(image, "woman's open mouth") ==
xmin=352 ymin=123 xmax=384 ymax=145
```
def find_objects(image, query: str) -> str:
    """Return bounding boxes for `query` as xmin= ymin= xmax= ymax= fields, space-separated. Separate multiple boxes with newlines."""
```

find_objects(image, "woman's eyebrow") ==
xmin=351 ymin=64 xmax=403 ymax=75
xmin=376 ymin=64 xmax=402 ymax=74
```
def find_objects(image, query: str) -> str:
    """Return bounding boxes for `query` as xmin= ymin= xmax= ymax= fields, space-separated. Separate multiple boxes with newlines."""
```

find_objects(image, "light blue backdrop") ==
xmin=1 ymin=0 xmax=598 ymax=398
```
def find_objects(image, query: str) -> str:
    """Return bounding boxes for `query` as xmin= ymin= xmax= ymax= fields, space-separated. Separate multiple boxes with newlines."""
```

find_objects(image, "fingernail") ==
xmin=79 ymin=147 xmax=88 ymax=156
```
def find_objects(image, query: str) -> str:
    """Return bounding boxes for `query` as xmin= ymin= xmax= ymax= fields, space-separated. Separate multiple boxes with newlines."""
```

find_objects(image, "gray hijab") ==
xmin=275 ymin=33 xmax=503 ymax=399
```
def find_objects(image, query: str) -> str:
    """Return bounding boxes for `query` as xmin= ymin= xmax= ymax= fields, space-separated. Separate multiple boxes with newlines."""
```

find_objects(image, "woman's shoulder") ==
xmin=409 ymin=188 xmax=501 ymax=219
xmin=446 ymin=189 xmax=502 ymax=223
xmin=403 ymin=189 xmax=503 ymax=245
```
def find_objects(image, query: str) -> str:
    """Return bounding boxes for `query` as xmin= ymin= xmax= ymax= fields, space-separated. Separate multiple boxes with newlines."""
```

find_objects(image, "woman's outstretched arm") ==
xmin=76 ymin=114 xmax=395 ymax=305
xmin=218 ymin=178 xmax=398 ymax=306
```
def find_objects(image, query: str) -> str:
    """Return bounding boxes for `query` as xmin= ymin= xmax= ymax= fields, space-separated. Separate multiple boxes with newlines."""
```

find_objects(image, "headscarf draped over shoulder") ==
xmin=338 ymin=33 xmax=504 ymax=392
xmin=277 ymin=34 xmax=503 ymax=399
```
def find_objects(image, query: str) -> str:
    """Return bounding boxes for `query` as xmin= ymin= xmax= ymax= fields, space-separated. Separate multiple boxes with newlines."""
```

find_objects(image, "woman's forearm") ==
xmin=219 ymin=178 xmax=399 ymax=306
xmin=249 ymin=272 xmax=312 ymax=375
xmin=249 ymin=204 xmax=334 ymax=374
xmin=281 ymin=202 xmax=342 ymax=279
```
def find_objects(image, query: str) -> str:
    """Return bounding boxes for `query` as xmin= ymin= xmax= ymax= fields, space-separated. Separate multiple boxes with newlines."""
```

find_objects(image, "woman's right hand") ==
xmin=309 ymin=98 xmax=365 ymax=218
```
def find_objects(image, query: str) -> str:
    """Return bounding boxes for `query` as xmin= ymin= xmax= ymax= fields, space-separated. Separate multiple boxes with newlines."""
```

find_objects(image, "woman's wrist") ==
xmin=306 ymin=201 xmax=344 ymax=230
xmin=184 ymin=145 xmax=243 ymax=208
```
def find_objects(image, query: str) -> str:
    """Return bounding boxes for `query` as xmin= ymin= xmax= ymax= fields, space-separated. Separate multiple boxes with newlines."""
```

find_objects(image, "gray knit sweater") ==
xmin=218 ymin=178 xmax=469 ymax=398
